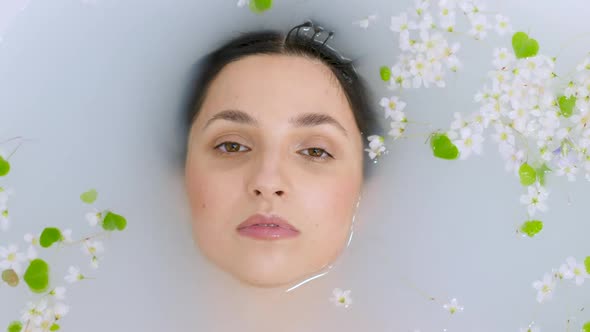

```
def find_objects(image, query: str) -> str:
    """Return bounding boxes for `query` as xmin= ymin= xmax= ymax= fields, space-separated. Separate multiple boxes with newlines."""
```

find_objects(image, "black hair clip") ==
xmin=285 ymin=20 xmax=355 ymax=84
xmin=285 ymin=20 xmax=335 ymax=50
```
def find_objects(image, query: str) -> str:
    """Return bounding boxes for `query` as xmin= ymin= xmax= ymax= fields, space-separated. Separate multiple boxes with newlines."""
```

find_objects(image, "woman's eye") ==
xmin=214 ymin=141 xmax=250 ymax=154
xmin=214 ymin=142 xmax=333 ymax=161
xmin=299 ymin=147 xmax=333 ymax=161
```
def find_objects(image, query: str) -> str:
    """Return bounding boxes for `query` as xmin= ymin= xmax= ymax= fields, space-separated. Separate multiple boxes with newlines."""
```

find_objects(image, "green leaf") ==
xmin=49 ymin=323 xmax=60 ymax=331
xmin=536 ymin=164 xmax=551 ymax=186
xmin=102 ymin=211 xmax=127 ymax=231
xmin=430 ymin=133 xmax=459 ymax=160
xmin=518 ymin=163 xmax=537 ymax=186
xmin=520 ymin=220 xmax=543 ymax=237
xmin=23 ymin=259 xmax=50 ymax=293
xmin=585 ymin=256 xmax=590 ymax=274
xmin=249 ymin=0 xmax=272 ymax=13
xmin=558 ymin=95 xmax=576 ymax=118
xmin=7 ymin=321 xmax=23 ymax=332
xmin=39 ymin=227 xmax=63 ymax=248
xmin=583 ymin=322 xmax=590 ymax=332
xmin=380 ymin=66 xmax=391 ymax=82
xmin=2 ymin=269 xmax=19 ymax=287
xmin=0 ymin=156 xmax=10 ymax=177
xmin=80 ymin=189 xmax=98 ymax=204
xmin=512 ymin=32 xmax=539 ymax=59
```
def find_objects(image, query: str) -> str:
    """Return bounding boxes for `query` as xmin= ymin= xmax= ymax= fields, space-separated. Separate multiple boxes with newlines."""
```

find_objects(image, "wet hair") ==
xmin=184 ymin=20 xmax=380 ymax=179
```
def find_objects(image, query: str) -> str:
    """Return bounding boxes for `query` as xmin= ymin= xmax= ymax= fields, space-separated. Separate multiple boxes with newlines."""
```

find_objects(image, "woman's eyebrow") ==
xmin=202 ymin=109 xmax=348 ymax=137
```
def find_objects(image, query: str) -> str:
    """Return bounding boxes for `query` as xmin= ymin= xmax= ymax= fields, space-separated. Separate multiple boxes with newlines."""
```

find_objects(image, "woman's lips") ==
xmin=236 ymin=213 xmax=300 ymax=240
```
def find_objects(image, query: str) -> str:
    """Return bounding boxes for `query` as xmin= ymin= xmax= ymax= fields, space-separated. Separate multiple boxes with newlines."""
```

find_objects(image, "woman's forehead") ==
xmin=201 ymin=54 xmax=355 ymax=127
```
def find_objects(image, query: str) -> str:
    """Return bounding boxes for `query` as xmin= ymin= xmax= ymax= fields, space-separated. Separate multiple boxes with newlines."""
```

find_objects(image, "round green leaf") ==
xmin=558 ymin=95 xmax=576 ymax=118
xmin=512 ymin=32 xmax=539 ymax=59
xmin=430 ymin=133 xmax=459 ymax=160
xmin=583 ymin=322 xmax=590 ymax=332
xmin=80 ymin=189 xmax=98 ymax=204
xmin=0 ymin=156 xmax=10 ymax=177
xmin=7 ymin=321 xmax=23 ymax=332
xmin=23 ymin=259 xmax=50 ymax=293
xmin=1 ymin=269 xmax=19 ymax=287
xmin=49 ymin=323 xmax=60 ymax=331
xmin=519 ymin=163 xmax=537 ymax=186
xmin=585 ymin=256 xmax=590 ymax=275
xmin=39 ymin=227 xmax=63 ymax=248
xmin=249 ymin=0 xmax=272 ymax=13
xmin=102 ymin=211 xmax=127 ymax=231
xmin=520 ymin=220 xmax=543 ymax=237
xmin=380 ymin=66 xmax=391 ymax=82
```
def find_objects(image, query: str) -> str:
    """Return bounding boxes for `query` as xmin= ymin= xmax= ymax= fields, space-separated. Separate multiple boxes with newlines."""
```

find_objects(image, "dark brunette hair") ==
xmin=184 ymin=20 xmax=380 ymax=178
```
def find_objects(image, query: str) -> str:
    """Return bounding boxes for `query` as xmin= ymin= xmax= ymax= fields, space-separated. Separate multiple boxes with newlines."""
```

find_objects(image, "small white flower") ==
xmin=388 ymin=65 xmax=412 ymax=90
xmin=365 ymin=135 xmax=386 ymax=160
xmin=237 ymin=0 xmax=249 ymax=8
xmin=0 ymin=208 xmax=10 ymax=231
xmin=520 ymin=183 xmax=549 ymax=216
xmin=388 ymin=121 xmax=407 ymax=140
xmin=54 ymin=302 xmax=70 ymax=319
xmin=353 ymin=14 xmax=378 ymax=29
xmin=330 ymin=288 xmax=352 ymax=308
xmin=379 ymin=96 xmax=407 ymax=120
xmin=21 ymin=299 xmax=48 ymax=326
xmin=499 ymin=144 xmax=525 ymax=174
xmin=454 ymin=127 xmax=484 ymax=159
xmin=492 ymin=123 xmax=515 ymax=146
xmin=85 ymin=209 xmax=102 ymax=227
xmin=532 ymin=272 xmax=556 ymax=303
xmin=65 ymin=266 xmax=84 ymax=283
xmin=62 ymin=228 xmax=73 ymax=243
xmin=468 ymin=14 xmax=490 ymax=40
xmin=494 ymin=14 xmax=512 ymax=35
xmin=555 ymin=156 xmax=578 ymax=181
xmin=0 ymin=245 xmax=27 ymax=274
xmin=443 ymin=298 xmax=464 ymax=314
xmin=82 ymin=239 xmax=104 ymax=258
xmin=390 ymin=13 xmax=417 ymax=36
xmin=559 ymin=257 xmax=588 ymax=285
xmin=50 ymin=286 xmax=67 ymax=300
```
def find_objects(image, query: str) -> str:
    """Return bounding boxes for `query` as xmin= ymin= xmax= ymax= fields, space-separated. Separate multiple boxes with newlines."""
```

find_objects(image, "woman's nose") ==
xmin=246 ymin=151 xmax=288 ymax=199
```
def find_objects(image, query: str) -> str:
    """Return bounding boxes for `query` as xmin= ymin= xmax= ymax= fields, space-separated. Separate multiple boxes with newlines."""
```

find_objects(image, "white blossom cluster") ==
xmin=448 ymin=48 xmax=590 ymax=222
xmin=364 ymin=0 xmax=513 ymax=160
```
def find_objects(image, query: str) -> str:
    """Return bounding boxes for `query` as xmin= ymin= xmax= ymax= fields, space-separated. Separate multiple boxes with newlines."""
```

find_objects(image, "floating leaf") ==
xmin=1 ymin=269 xmax=19 ymax=287
xmin=0 ymin=156 xmax=10 ymax=177
xmin=23 ymin=259 xmax=49 ymax=293
xmin=519 ymin=163 xmax=537 ymax=186
xmin=40 ymin=227 xmax=63 ymax=248
xmin=7 ymin=321 xmax=23 ymax=332
xmin=536 ymin=164 xmax=551 ymax=186
xmin=430 ymin=133 xmax=459 ymax=160
xmin=512 ymin=32 xmax=539 ymax=59
xmin=102 ymin=211 xmax=127 ymax=231
xmin=585 ymin=256 xmax=590 ymax=274
xmin=520 ymin=220 xmax=543 ymax=237
xmin=583 ymin=322 xmax=590 ymax=332
xmin=50 ymin=323 xmax=60 ymax=331
xmin=558 ymin=95 xmax=576 ymax=118
xmin=380 ymin=66 xmax=391 ymax=82
xmin=80 ymin=189 xmax=98 ymax=204
xmin=249 ymin=0 xmax=272 ymax=13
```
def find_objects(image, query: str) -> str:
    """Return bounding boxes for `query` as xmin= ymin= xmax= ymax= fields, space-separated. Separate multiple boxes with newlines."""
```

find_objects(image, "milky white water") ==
xmin=1 ymin=0 xmax=589 ymax=331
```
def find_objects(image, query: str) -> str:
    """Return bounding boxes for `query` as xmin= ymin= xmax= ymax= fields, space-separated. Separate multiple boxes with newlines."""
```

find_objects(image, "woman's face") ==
xmin=184 ymin=54 xmax=364 ymax=288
